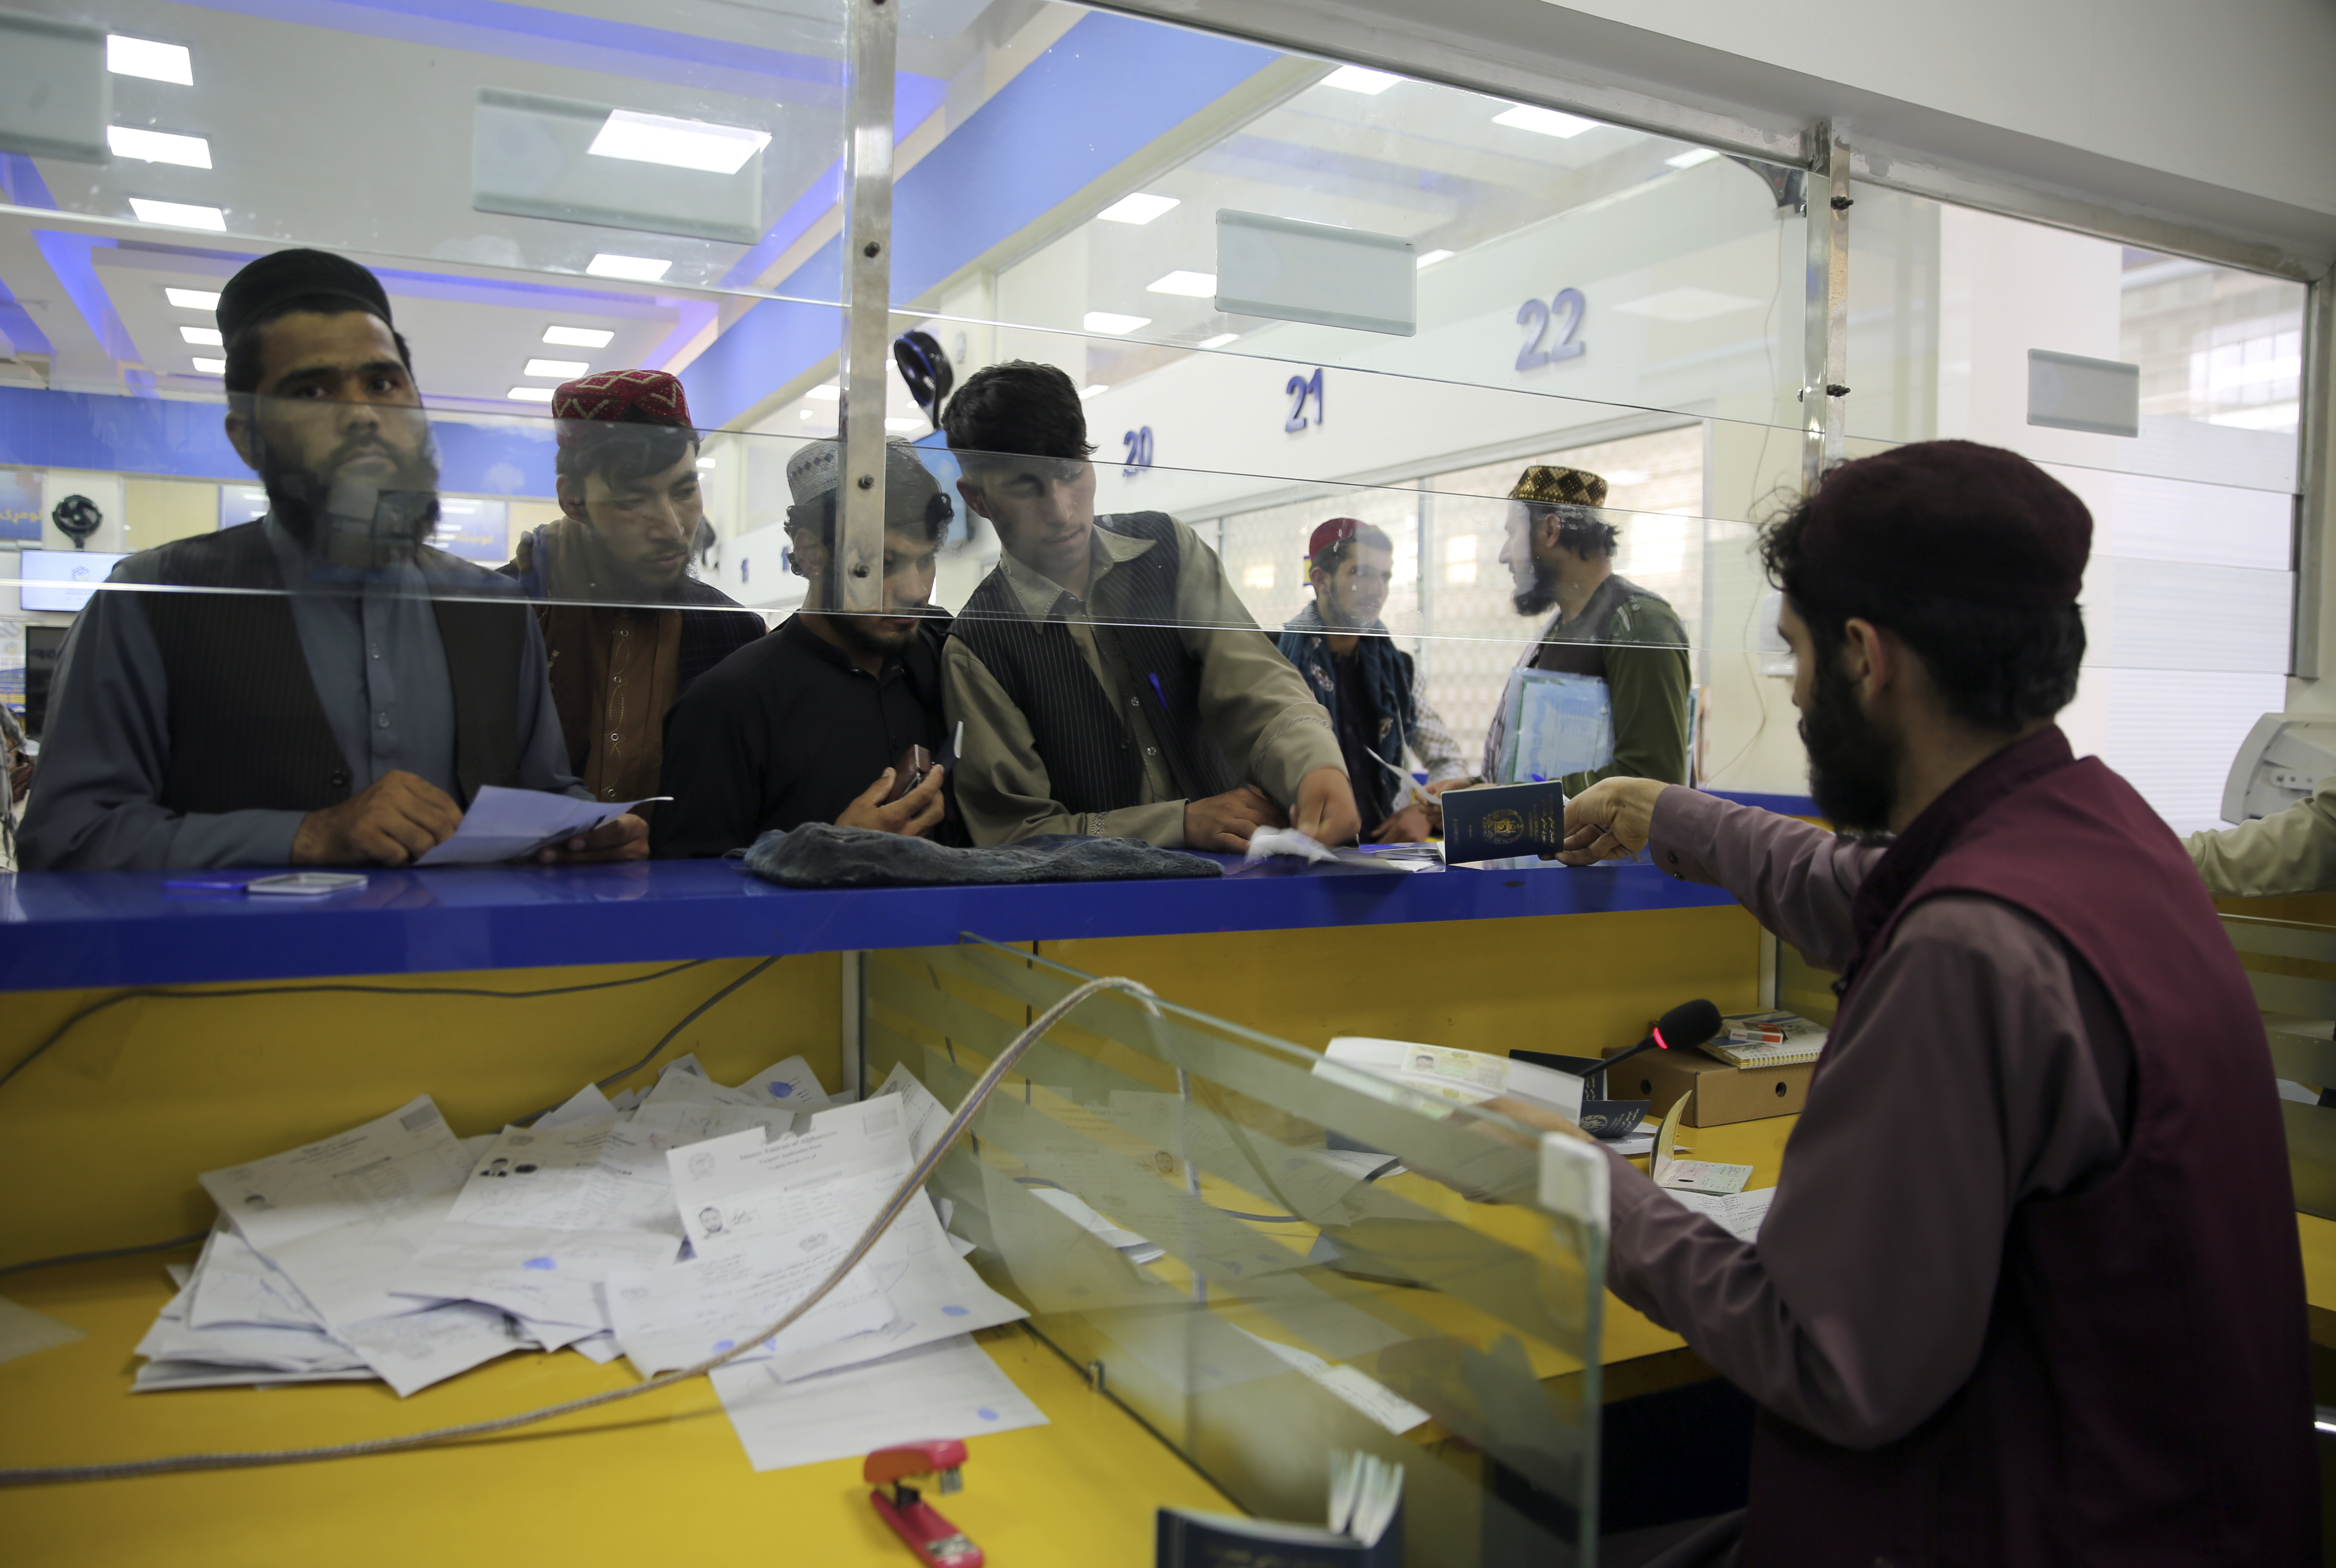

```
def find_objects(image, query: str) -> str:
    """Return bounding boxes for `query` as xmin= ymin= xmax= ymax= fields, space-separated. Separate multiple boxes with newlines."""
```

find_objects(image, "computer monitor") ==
xmin=23 ymin=624 xmax=66 ymax=738
xmin=18 ymin=549 xmax=128 ymax=614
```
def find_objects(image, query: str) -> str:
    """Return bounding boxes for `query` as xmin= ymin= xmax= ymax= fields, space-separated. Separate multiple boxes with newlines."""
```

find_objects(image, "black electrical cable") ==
xmin=0 ymin=960 xmax=721 ymax=1096
xmin=0 ymin=1233 xmax=208 ymax=1278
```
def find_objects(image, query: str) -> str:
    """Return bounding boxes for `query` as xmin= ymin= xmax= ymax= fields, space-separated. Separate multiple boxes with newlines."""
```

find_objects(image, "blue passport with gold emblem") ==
xmin=1441 ymin=779 xmax=1569 ymax=864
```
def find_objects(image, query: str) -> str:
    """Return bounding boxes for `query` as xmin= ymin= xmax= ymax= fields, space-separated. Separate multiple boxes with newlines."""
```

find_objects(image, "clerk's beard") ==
xmin=1800 ymin=645 xmax=1903 ymax=835
xmin=260 ymin=426 xmax=442 ymax=573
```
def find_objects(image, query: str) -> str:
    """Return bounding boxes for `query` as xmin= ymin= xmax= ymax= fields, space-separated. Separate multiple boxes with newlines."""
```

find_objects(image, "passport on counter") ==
xmin=1440 ymin=779 xmax=1568 ymax=863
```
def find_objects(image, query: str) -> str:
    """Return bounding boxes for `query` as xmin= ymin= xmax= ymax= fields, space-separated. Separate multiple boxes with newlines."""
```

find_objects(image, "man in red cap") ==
xmin=1546 ymin=440 xmax=2313 ymax=1565
xmin=502 ymin=369 xmax=764 ymax=810
xmin=1276 ymin=518 xmax=1469 ymax=841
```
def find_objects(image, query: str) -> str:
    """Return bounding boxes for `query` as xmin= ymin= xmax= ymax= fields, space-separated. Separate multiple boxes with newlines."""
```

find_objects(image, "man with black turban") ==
xmin=19 ymin=248 xmax=646 ymax=870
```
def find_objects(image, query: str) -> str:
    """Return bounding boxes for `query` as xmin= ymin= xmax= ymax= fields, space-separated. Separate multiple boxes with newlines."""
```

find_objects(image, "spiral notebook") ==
xmin=1700 ymin=1010 xmax=1828 ymax=1068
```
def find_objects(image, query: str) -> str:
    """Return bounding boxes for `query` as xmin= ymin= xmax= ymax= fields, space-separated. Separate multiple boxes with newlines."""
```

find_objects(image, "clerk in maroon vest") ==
xmin=500 ymin=369 xmax=763 ymax=811
xmin=1550 ymin=441 xmax=2314 ymax=1566
xmin=940 ymin=360 xmax=1359 ymax=850
xmin=17 ymin=248 xmax=645 ymax=871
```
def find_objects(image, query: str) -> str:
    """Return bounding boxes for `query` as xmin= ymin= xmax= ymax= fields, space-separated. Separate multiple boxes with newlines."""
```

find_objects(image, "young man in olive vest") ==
xmin=940 ymin=361 xmax=1356 ymax=850
xmin=19 ymin=249 xmax=643 ymax=871
xmin=1550 ymin=441 xmax=2313 ymax=1566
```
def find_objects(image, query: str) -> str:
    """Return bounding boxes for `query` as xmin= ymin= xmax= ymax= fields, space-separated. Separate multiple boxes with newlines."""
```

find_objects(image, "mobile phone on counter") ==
xmin=247 ymin=873 xmax=369 ymax=896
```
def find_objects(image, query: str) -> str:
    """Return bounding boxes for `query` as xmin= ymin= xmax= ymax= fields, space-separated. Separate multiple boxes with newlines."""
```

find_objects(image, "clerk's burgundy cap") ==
xmin=1798 ymin=439 xmax=2091 ymax=609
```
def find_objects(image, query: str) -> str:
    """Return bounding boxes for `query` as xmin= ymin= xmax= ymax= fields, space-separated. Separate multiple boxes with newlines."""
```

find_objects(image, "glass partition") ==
xmin=863 ymin=936 xmax=1611 ymax=1565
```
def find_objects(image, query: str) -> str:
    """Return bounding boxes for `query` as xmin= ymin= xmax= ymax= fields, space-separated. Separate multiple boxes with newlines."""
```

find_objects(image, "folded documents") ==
xmin=1440 ymin=779 xmax=1568 ymax=863
xmin=414 ymin=785 xmax=664 ymax=866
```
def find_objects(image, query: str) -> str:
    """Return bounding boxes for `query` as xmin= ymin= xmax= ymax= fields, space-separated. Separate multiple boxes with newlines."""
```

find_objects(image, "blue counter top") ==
xmin=0 ymin=852 xmax=1737 ymax=990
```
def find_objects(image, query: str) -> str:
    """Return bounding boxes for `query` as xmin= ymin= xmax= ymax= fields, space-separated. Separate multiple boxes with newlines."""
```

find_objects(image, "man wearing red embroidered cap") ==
xmin=502 ymin=369 xmax=764 ymax=809
xmin=1542 ymin=440 xmax=2313 ymax=1565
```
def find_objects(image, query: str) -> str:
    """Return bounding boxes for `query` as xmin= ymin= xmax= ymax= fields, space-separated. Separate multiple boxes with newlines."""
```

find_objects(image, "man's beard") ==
xmin=1511 ymin=556 xmax=1561 ymax=617
xmin=1800 ymin=645 xmax=1903 ymax=834
xmin=261 ymin=426 xmax=442 ymax=572
xmin=826 ymin=606 xmax=926 ymax=660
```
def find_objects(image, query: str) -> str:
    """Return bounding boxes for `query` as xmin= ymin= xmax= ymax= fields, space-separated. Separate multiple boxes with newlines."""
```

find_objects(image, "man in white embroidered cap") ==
xmin=650 ymin=439 xmax=957 ymax=855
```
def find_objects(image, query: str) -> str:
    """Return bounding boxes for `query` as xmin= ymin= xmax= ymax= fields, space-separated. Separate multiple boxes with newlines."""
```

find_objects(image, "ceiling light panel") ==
xmin=189 ymin=357 xmax=224 ymax=374
xmin=107 ymin=125 xmax=210 ymax=167
xmin=1097 ymin=192 xmax=1178 ymax=225
xmin=164 ymin=287 xmax=219 ymax=310
xmin=507 ymin=386 xmax=556 ymax=402
xmin=524 ymin=358 xmax=589 ymax=378
xmin=588 ymin=109 xmax=770 ymax=175
xmin=1083 ymin=312 xmax=1149 ymax=335
xmin=1493 ymin=105 xmax=1597 ymax=138
xmin=128 ymin=198 xmax=225 ymax=230
xmin=1147 ymin=271 xmax=1216 ymax=297
xmin=1320 ymin=66 xmax=1398 ymax=94
xmin=585 ymin=253 xmax=670 ymax=281
xmin=106 ymin=34 xmax=192 ymax=85
xmin=1414 ymin=250 xmax=1455 ymax=269
xmin=179 ymin=325 xmax=222 ymax=346
xmin=543 ymin=325 xmax=614 ymax=348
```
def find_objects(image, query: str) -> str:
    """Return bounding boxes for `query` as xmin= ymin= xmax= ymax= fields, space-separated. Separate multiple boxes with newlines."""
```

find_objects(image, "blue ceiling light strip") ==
xmin=0 ymin=270 xmax=52 ymax=358
xmin=32 ymin=233 xmax=144 ymax=374
xmin=682 ymin=12 xmax=1282 ymax=431
xmin=182 ymin=0 xmax=847 ymax=103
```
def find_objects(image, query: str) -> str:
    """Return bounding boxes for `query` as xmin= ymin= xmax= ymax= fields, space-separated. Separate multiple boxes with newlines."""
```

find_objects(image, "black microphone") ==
xmin=1593 ymin=998 xmax=1723 ymax=1102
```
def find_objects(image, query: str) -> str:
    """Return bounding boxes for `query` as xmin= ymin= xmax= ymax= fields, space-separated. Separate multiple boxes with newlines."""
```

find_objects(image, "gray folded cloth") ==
xmin=742 ymin=824 xmax=1224 ymax=888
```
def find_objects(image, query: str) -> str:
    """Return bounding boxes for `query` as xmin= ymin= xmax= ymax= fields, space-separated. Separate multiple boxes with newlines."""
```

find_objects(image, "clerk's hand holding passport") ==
xmin=1553 ymin=776 xmax=1667 ymax=865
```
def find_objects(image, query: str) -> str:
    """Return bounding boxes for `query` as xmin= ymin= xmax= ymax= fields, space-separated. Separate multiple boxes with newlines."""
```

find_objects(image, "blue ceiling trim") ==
xmin=682 ymin=11 xmax=1283 ymax=430
xmin=33 ymin=233 xmax=144 ymax=374
xmin=0 ymin=270 xmax=53 ymax=358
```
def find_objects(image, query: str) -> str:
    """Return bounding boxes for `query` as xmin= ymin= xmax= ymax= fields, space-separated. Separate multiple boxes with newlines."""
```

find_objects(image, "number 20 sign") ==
xmin=1515 ymin=287 xmax=1586 ymax=372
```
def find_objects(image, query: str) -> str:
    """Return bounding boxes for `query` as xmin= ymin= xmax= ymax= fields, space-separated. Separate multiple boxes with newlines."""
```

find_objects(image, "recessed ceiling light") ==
xmin=1613 ymin=286 xmax=1763 ymax=322
xmin=128 ymin=198 xmax=225 ymax=230
xmin=1666 ymin=148 xmax=1721 ymax=169
xmin=107 ymin=35 xmax=192 ymax=85
xmin=884 ymin=417 xmax=922 ymax=432
xmin=524 ymin=358 xmax=589 ymax=378
xmin=1321 ymin=66 xmax=1398 ymax=94
xmin=1147 ymin=271 xmax=1216 ymax=297
xmin=799 ymin=408 xmax=822 ymax=422
xmin=1079 ymin=384 xmax=1109 ymax=399
xmin=179 ymin=325 xmax=222 ymax=346
xmin=1415 ymin=249 xmax=1455 ymax=269
xmin=695 ymin=459 xmax=716 ymax=470
xmin=806 ymin=383 xmax=841 ymax=401
xmin=1097 ymin=192 xmax=1179 ymax=225
xmin=507 ymin=386 xmax=556 ymax=403
xmin=543 ymin=325 xmax=616 ymax=348
xmin=1197 ymin=333 xmax=1239 ymax=349
xmin=190 ymin=356 xmax=224 ymax=374
xmin=1083 ymin=311 xmax=1149 ymax=335
xmin=1493 ymin=104 xmax=1597 ymax=138
xmin=588 ymin=110 xmax=770 ymax=175
xmin=108 ymin=126 xmax=211 ymax=168
xmin=586 ymin=253 xmax=671 ymax=282
xmin=164 ymin=287 xmax=219 ymax=310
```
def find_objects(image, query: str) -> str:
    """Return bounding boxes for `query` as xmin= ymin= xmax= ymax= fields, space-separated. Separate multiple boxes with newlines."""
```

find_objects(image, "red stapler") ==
xmin=865 ymin=1440 xmax=983 ymax=1568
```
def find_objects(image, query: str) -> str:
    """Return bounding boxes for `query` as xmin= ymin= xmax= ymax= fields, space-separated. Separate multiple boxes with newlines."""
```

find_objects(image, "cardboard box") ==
xmin=1601 ymin=1047 xmax=1809 ymax=1127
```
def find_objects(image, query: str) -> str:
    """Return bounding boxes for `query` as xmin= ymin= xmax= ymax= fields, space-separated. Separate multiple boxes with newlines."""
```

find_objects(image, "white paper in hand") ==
xmin=414 ymin=785 xmax=663 ymax=866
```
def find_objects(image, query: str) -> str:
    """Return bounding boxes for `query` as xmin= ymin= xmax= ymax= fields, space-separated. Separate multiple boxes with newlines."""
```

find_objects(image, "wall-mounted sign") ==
xmin=1121 ymin=425 xmax=1155 ymax=475
xmin=0 ymin=470 xmax=41 ymax=541
xmin=1514 ymin=287 xmax=1586 ymax=372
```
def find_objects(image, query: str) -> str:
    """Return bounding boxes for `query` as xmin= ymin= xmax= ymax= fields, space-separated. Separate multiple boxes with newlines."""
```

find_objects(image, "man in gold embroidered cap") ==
xmin=500 ymin=369 xmax=764 ymax=811
xmin=1481 ymin=463 xmax=1690 ymax=794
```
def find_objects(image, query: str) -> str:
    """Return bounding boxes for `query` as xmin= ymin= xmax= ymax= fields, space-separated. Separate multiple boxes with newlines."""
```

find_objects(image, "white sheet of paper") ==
xmin=763 ymin=1191 xmax=1027 ymax=1381
xmin=336 ymin=1300 xmax=527 ymax=1397
xmin=135 ymin=1285 xmax=365 ymax=1373
xmin=448 ymin=1119 xmax=682 ymax=1236
xmin=667 ymin=1099 xmax=908 ymax=1255
xmin=1027 ymin=1185 xmax=1163 ymax=1263
xmin=570 ymin=1331 xmax=623 ymax=1365
xmin=184 ymin=1225 xmax=326 ymax=1331
xmin=200 ymin=1097 xmax=472 ymax=1255
xmin=632 ymin=1071 xmax=802 ymax=1147
xmin=711 ymin=1334 xmax=1047 ymax=1473
xmin=745 ymin=1056 xmax=830 ymax=1109
xmin=1665 ymin=1185 xmax=1775 ymax=1242
xmin=392 ymin=1222 xmax=680 ymax=1329
xmin=1233 ymin=1327 xmax=1430 ymax=1435
xmin=535 ymin=1084 xmax=619 ymax=1130
xmin=605 ymin=1217 xmax=892 ymax=1376
xmin=0 ymin=1295 xmax=86 ymax=1367
xmin=872 ymin=1061 xmax=954 ymax=1161
xmin=413 ymin=785 xmax=662 ymax=866
xmin=133 ymin=1359 xmax=377 ymax=1391
xmin=265 ymin=1186 xmax=464 ymax=1332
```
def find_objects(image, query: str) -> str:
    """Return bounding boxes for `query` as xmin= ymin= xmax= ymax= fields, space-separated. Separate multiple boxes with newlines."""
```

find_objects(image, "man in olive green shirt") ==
xmin=2189 ymin=774 xmax=2336 ymax=896
xmin=1480 ymin=464 xmax=1692 ymax=797
xmin=940 ymin=361 xmax=1356 ymax=851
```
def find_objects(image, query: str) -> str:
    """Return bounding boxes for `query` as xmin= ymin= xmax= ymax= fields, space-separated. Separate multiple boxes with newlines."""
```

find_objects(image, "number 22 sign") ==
xmin=1515 ymin=287 xmax=1586 ymax=372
